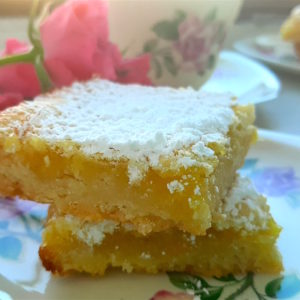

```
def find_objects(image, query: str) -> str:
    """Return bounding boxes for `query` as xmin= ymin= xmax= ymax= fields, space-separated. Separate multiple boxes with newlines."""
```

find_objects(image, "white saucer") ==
xmin=234 ymin=35 xmax=300 ymax=75
xmin=202 ymin=50 xmax=281 ymax=104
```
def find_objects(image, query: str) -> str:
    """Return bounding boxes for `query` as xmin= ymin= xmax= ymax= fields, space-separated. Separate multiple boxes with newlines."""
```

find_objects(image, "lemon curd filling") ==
xmin=40 ymin=219 xmax=282 ymax=277
xmin=0 ymin=79 xmax=255 ymax=235
xmin=39 ymin=177 xmax=282 ymax=276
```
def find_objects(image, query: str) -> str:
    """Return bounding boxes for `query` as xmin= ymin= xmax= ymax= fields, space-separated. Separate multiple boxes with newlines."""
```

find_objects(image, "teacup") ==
xmin=109 ymin=0 xmax=243 ymax=88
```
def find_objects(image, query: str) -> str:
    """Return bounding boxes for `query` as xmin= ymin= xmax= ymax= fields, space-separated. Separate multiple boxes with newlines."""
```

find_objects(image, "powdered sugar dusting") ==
xmin=192 ymin=141 xmax=215 ymax=157
xmin=167 ymin=180 xmax=185 ymax=194
xmin=1 ymin=79 xmax=235 ymax=168
xmin=215 ymin=175 xmax=270 ymax=231
xmin=140 ymin=252 xmax=151 ymax=260
xmin=64 ymin=216 xmax=117 ymax=247
xmin=194 ymin=185 xmax=201 ymax=195
xmin=127 ymin=162 xmax=148 ymax=185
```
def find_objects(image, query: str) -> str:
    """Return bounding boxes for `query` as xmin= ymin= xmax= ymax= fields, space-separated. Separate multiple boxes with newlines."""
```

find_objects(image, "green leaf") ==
xmin=168 ymin=272 xmax=210 ymax=291
xmin=163 ymin=55 xmax=177 ymax=76
xmin=152 ymin=10 xmax=186 ymax=41
xmin=224 ymin=273 xmax=253 ymax=300
xmin=143 ymin=39 xmax=159 ymax=53
xmin=175 ymin=10 xmax=187 ymax=23
xmin=216 ymin=24 xmax=226 ymax=43
xmin=265 ymin=277 xmax=283 ymax=297
xmin=196 ymin=287 xmax=223 ymax=300
xmin=152 ymin=20 xmax=179 ymax=41
xmin=208 ymin=55 xmax=216 ymax=69
xmin=214 ymin=274 xmax=236 ymax=282
xmin=204 ymin=8 xmax=217 ymax=23
xmin=151 ymin=58 xmax=162 ymax=79
xmin=197 ymin=70 xmax=205 ymax=76
xmin=265 ymin=275 xmax=300 ymax=299
xmin=121 ymin=46 xmax=129 ymax=56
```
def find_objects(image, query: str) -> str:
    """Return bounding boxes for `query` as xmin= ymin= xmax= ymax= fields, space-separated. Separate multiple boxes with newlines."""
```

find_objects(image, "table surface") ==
xmin=0 ymin=17 xmax=299 ymax=135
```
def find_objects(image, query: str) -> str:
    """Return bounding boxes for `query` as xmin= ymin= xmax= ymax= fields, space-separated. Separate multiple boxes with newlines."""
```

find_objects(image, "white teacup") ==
xmin=109 ymin=0 xmax=243 ymax=88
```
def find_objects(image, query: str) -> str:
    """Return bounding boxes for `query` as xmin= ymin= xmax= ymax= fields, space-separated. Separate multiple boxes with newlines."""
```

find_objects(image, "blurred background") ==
xmin=0 ymin=0 xmax=299 ymax=135
xmin=1 ymin=0 xmax=299 ymax=18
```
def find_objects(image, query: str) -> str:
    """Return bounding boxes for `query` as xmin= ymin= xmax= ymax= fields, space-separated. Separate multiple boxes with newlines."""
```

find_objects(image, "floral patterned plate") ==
xmin=0 ymin=129 xmax=300 ymax=300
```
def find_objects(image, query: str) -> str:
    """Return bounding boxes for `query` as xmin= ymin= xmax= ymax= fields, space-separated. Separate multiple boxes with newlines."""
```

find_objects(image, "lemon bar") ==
xmin=0 ymin=79 xmax=256 ymax=235
xmin=280 ymin=5 xmax=300 ymax=58
xmin=39 ymin=176 xmax=282 ymax=277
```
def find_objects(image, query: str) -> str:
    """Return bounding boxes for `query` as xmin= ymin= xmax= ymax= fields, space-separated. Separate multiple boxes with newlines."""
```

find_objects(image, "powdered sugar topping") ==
xmin=64 ymin=216 xmax=117 ymax=247
xmin=167 ymin=180 xmax=185 ymax=194
xmin=215 ymin=175 xmax=270 ymax=231
xmin=2 ymin=79 xmax=235 ymax=168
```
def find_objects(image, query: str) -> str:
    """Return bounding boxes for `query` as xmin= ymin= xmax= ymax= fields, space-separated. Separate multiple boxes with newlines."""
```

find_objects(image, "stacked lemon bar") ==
xmin=0 ymin=79 xmax=282 ymax=276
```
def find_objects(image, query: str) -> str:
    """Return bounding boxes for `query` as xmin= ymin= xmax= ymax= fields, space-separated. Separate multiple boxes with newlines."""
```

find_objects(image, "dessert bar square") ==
xmin=0 ymin=79 xmax=256 ymax=235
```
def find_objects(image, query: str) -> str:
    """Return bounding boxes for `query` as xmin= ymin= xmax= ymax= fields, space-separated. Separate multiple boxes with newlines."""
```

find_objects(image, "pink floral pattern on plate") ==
xmin=150 ymin=290 xmax=193 ymax=300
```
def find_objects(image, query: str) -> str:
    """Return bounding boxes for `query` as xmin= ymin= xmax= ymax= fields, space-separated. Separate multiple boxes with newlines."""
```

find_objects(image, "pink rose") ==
xmin=0 ymin=0 xmax=151 ymax=100
xmin=40 ymin=0 xmax=116 ymax=87
xmin=0 ymin=39 xmax=41 ymax=99
xmin=174 ymin=16 xmax=218 ymax=73
xmin=40 ymin=0 xmax=152 ymax=87
xmin=150 ymin=290 xmax=193 ymax=300
xmin=111 ymin=45 xmax=152 ymax=85
xmin=116 ymin=55 xmax=152 ymax=85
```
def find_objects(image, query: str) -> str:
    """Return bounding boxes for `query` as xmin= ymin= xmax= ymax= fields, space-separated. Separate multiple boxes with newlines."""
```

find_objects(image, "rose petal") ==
xmin=0 ymin=93 xmax=23 ymax=111
xmin=40 ymin=0 xmax=114 ymax=86
xmin=43 ymin=59 xmax=78 ymax=88
xmin=116 ymin=54 xmax=152 ymax=85
xmin=1 ymin=38 xmax=30 ymax=56
xmin=0 ymin=39 xmax=41 ymax=98
xmin=92 ymin=42 xmax=118 ymax=82
xmin=150 ymin=290 xmax=193 ymax=300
